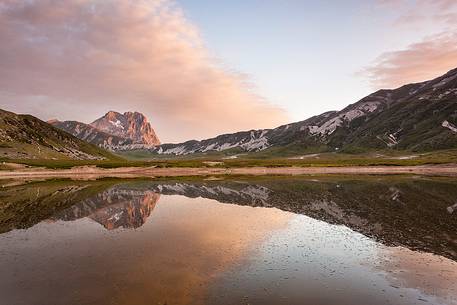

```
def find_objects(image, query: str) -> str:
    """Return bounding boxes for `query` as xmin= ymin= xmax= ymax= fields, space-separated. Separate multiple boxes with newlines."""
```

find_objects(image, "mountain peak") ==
xmin=444 ymin=66 xmax=457 ymax=76
xmin=123 ymin=111 xmax=142 ymax=116
xmin=47 ymin=119 xmax=60 ymax=124
xmin=104 ymin=110 xmax=122 ymax=120
xmin=90 ymin=111 xmax=160 ymax=146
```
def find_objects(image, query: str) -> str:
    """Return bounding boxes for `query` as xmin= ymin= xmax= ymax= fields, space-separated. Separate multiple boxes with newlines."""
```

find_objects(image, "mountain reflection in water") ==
xmin=0 ymin=176 xmax=456 ymax=305
xmin=51 ymin=188 xmax=160 ymax=230
xmin=2 ymin=177 xmax=454 ymax=259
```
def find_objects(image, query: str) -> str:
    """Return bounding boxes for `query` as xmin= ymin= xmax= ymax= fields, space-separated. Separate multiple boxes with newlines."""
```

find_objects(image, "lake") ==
xmin=0 ymin=176 xmax=456 ymax=305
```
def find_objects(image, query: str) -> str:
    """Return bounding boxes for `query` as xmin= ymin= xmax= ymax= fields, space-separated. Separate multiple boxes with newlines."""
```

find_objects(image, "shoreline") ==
xmin=0 ymin=164 xmax=457 ymax=179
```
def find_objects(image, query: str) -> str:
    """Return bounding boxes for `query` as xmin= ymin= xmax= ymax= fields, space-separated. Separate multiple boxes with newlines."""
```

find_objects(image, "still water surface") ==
xmin=0 ymin=176 xmax=456 ymax=305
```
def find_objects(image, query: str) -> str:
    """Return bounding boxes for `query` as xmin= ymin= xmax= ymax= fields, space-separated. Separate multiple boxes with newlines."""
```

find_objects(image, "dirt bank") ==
xmin=0 ymin=164 xmax=456 ymax=179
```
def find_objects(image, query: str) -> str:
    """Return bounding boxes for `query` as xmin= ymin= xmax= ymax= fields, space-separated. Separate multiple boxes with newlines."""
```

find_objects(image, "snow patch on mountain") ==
xmin=307 ymin=101 xmax=379 ymax=137
xmin=442 ymin=120 xmax=457 ymax=133
xmin=433 ymin=74 xmax=457 ymax=90
xmin=109 ymin=119 xmax=124 ymax=130
xmin=240 ymin=131 xmax=269 ymax=151
xmin=217 ymin=142 xmax=238 ymax=151
xmin=163 ymin=145 xmax=189 ymax=155
xmin=387 ymin=134 xmax=398 ymax=147
xmin=308 ymin=116 xmax=343 ymax=136
xmin=357 ymin=101 xmax=380 ymax=112
xmin=202 ymin=143 xmax=217 ymax=152
xmin=342 ymin=109 xmax=364 ymax=121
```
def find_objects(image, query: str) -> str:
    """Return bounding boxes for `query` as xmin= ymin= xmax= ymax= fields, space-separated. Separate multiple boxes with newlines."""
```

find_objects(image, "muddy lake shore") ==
xmin=0 ymin=164 xmax=457 ymax=179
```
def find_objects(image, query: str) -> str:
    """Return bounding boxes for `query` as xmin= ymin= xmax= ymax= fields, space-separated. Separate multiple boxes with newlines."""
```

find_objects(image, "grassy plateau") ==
xmin=1 ymin=149 xmax=457 ymax=170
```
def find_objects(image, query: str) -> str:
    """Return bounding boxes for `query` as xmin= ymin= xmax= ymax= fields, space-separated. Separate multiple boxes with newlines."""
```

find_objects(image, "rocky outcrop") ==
xmin=90 ymin=111 xmax=160 ymax=146
xmin=50 ymin=111 xmax=161 ymax=151
xmin=49 ymin=120 xmax=134 ymax=150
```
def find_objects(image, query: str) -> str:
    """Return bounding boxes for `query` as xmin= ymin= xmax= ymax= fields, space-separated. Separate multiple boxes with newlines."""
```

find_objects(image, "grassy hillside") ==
xmin=3 ymin=148 xmax=457 ymax=169
xmin=0 ymin=109 xmax=121 ymax=161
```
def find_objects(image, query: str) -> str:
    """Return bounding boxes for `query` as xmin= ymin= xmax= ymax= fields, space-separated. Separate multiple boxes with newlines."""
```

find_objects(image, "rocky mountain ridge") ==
xmin=49 ymin=120 xmax=134 ymax=150
xmin=149 ymin=68 xmax=457 ymax=155
xmin=50 ymin=111 xmax=160 ymax=151
xmin=91 ymin=111 xmax=160 ymax=145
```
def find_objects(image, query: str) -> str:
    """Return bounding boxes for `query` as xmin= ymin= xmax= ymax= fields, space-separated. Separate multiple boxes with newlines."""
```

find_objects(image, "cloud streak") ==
xmin=364 ymin=0 xmax=457 ymax=89
xmin=0 ymin=0 xmax=288 ymax=142
xmin=364 ymin=33 xmax=457 ymax=89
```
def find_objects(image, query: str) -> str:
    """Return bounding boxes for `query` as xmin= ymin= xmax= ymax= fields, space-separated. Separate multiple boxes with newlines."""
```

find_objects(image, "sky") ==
xmin=0 ymin=0 xmax=456 ymax=143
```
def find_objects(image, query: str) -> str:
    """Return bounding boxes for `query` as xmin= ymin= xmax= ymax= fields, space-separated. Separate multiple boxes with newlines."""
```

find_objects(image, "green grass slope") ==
xmin=0 ymin=108 xmax=120 ymax=161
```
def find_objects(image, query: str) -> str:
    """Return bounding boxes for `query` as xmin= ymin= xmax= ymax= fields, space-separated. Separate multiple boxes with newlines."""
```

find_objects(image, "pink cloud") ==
xmin=377 ymin=0 xmax=457 ymax=27
xmin=363 ymin=33 xmax=457 ymax=89
xmin=0 ymin=0 xmax=288 ymax=142
xmin=434 ymin=12 xmax=457 ymax=26
xmin=364 ymin=0 xmax=457 ymax=89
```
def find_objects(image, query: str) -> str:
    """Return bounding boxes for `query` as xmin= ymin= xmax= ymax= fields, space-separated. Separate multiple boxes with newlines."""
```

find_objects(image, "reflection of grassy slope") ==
xmin=1 ymin=176 xmax=456 ymax=259
xmin=0 ymin=179 xmax=120 ymax=233
xmin=4 ymin=148 xmax=457 ymax=169
xmin=255 ymin=178 xmax=457 ymax=260
xmin=142 ymin=176 xmax=457 ymax=260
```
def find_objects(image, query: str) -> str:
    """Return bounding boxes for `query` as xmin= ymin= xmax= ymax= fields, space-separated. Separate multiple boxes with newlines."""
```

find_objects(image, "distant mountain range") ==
xmin=148 ymin=67 xmax=457 ymax=155
xmin=49 ymin=111 xmax=160 ymax=151
xmin=0 ymin=109 xmax=116 ymax=160
xmin=1 ymin=68 xmax=456 ymax=160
